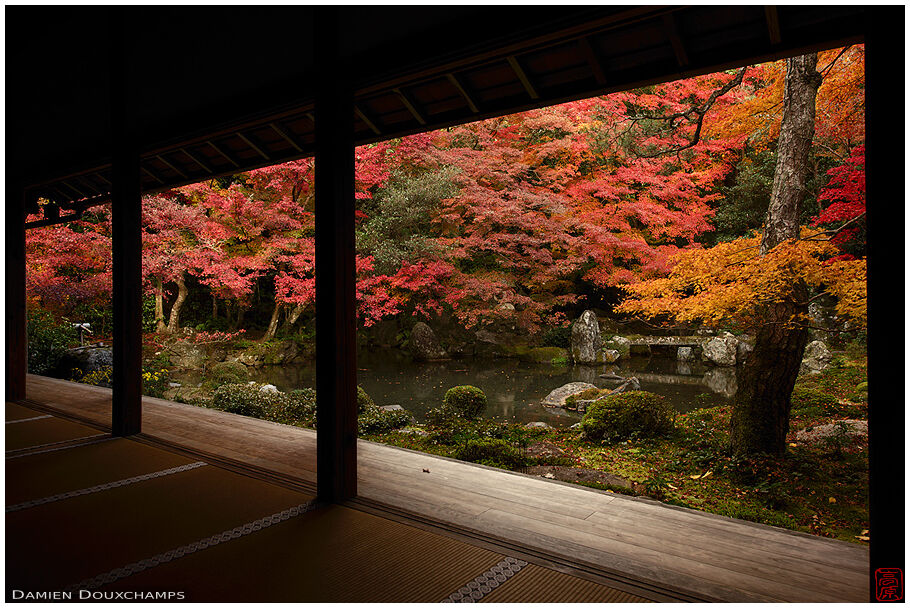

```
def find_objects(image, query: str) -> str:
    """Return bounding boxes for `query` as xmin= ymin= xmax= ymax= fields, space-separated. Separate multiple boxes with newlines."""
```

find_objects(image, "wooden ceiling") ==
xmin=8 ymin=6 xmax=867 ymax=222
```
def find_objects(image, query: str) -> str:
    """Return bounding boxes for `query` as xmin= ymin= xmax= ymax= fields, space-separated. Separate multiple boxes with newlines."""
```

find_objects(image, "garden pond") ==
xmin=172 ymin=348 xmax=740 ymax=427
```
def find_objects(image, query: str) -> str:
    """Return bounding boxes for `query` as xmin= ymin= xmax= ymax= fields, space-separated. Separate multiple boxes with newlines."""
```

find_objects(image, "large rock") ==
xmin=541 ymin=381 xmax=597 ymax=407
xmin=677 ymin=346 xmax=695 ymax=361
xmin=800 ymin=340 xmax=832 ymax=375
xmin=167 ymin=341 xmax=207 ymax=369
xmin=570 ymin=310 xmax=603 ymax=365
xmin=796 ymin=420 xmax=867 ymax=444
xmin=408 ymin=322 xmax=448 ymax=361
xmin=58 ymin=346 xmax=113 ymax=377
xmin=702 ymin=332 xmax=738 ymax=366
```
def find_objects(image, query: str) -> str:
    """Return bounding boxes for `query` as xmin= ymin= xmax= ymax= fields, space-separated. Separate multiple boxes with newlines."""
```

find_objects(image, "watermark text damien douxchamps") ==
xmin=10 ymin=590 xmax=186 ymax=601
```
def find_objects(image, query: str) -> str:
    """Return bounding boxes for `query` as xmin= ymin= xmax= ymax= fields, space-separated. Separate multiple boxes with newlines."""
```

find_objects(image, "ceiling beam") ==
xmin=507 ymin=55 xmax=539 ymax=99
xmin=662 ymin=13 xmax=689 ymax=67
xmin=156 ymin=154 xmax=189 ymax=180
xmin=270 ymin=122 xmax=304 ymax=153
xmin=180 ymin=147 xmax=214 ymax=174
xmin=446 ymin=73 xmax=480 ymax=113
xmin=75 ymin=175 xmax=103 ymax=196
xmin=765 ymin=6 xmax=782 ymax=45
xmin=354 ymin=104 xmax=382 ymax=135
xmin=392 ymin=88 xmax=427 ymax=126
xmin=60 ymin=180 xmax=87 ymax=199
xmin=237 ymin=133 xmax=271 ymax=161
xmin=142 ymin=165 xmax=166 ymax=185
xmin=578 ymin=37 xmax=607 ymax=86
xmin=207 ymin=140 xmax=241 ymax=168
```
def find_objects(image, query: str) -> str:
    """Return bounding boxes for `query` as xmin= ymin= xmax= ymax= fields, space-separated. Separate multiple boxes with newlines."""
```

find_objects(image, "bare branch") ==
xmin=627 ymin=67 xmax=748 ymax=158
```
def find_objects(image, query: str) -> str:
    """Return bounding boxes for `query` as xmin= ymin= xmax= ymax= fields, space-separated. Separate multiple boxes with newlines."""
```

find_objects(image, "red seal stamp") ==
xmin=875 ymin=568 xmax=903 ymax=601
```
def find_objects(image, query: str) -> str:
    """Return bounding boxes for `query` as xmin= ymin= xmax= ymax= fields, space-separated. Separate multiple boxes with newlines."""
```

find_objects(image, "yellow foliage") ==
xmin=617 ymin=228 xmax=867 ymax=330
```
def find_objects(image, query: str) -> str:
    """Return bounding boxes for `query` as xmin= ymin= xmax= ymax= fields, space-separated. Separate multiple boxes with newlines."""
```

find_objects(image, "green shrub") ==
xmin=27 ymin=308 xmax=78 ymax=375
xmin=541 ymin=326 xmax=571 ymax=348
xmin=141 ymin=366 xmax=170 ymax=398
xmin=75 ymin=365 xmax=113 ymax=388
xmin=444 ymin=385 xmax=487 ymax=419
xmin=209 ymin=361 xmax=250 ymax=387
xmin=580 ymin=391 xmax=675 ymax=443
xmin=427 ymin=386 xmax=487 ymax=425
xmin=358 ymin=404 xmax=413 ymax=434
xmin=211 ymin=383 xmax=276 ymax=418
xmin=790 ymin=386 xmax=840 ymax=416
xmin=270 ymin=388 xmax=317 ymax=426
xmin=454 ymin=438 xmax=527 ymax=470
xmin=357 ymin=385 xmax=376 ymax=413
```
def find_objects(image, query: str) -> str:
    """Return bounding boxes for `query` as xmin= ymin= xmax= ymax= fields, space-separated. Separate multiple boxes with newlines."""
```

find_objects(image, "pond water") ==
xmin=179 ymin=348 xmax=740 ymax=428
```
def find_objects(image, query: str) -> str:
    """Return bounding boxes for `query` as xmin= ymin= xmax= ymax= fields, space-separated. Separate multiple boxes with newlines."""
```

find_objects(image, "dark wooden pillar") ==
xmin=6 ymin=178 xmax=27 ymax=402
xmin=315 ymin=7 xmax=358 ymax=502
xmin=110 ymin=14 xmax=142 ymax=436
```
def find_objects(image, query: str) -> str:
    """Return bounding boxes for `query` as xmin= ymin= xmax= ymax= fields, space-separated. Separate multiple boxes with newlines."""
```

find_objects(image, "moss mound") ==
xmin=580 ymin=391 xmax=675 ymax=443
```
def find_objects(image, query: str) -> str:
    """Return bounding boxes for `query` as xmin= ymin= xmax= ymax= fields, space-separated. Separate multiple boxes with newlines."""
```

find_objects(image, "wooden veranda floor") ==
xmin=18 ymin=375 xmax=870 ymax=602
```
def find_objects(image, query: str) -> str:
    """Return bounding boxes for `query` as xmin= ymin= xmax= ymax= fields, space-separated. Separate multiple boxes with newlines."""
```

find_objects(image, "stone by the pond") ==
xmin=168 ymin=382 xmax=182 ymax=388
xmin=571 ymin=310 xmax=603 ymax=365
xmin=569 ymin=422 xmax=582 ymax=430
xmin=167 ymin=340 xmax=207 ymax=369
xmin=541 ymin=381 xmax=598 ymax=407
xmin=58 ymin=346 xmax=113 ymax=377
xmin=606 ymin=335 xmax=631 ymax=357
xmin=800 ymin=340 xmax=832 ymax=375
xmin=380 ymin=404 xmax=406 ymax=412
xmin=796 ymin=420 xmax=867 ymax=444
xmin=599 ymin=372 xmax=626 ymax=382
xmin=525 ymin=421 xmax=553 ymax=430
xmin=607 ymin=377 xmax=641 ymax=395
xmin=702 ymin=332 xmax=738 ymax=366
xmin=408 ymin=321 xmax=449 ymax=361
xmin=736 ymin=337 xmax=754 ymax=363
xmin=677 ymin=346 xmax=695 ymax=361
xmin=259 ymin=384 xmax=279 ymax=394
xmin=600 ymin=349 xmax=621 ymax=364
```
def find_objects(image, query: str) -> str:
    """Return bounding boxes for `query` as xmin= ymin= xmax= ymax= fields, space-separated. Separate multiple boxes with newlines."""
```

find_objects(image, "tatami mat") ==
xmin=7 ymin=464 xmax=314 ymax=590
xmin=6 ymin=416 xmax=105 ymax=452
xmin=6 ymin=438 xmax=196 ymax=505
xmin=6 ymin=402 xmax=44 ymax=421
xmin=481 ymin=563 xmax=650 ymax=602
xmin=5 ymin=407 xmax=649 ymax=603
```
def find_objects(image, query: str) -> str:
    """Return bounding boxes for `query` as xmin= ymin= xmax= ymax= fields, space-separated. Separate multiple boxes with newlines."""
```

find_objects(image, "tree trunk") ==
xmin=730 ymin=54 xmax=822 ymax=457
xmin=212 ymin=296 xmax=218 ymax=319
xmin=166 ymin=274 xmax=188 ymax=334
xmin=153 ymin=278 xmax=167 ymax=333
xmin=262 ymin=301 xmax=282 ymax=342
xmin=287 ymin=303 xmax=306 ymax=327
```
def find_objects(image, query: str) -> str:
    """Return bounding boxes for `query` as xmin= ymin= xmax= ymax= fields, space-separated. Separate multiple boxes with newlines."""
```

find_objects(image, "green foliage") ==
xmin=142 ymin=296 xmax=157 ymax=333
xmin=454 ymin=438 xmax=528 ymax=470
xmin=358 ymin=404 xmax=413 ymax=434
xmin=211 ymin=383 xmax=274 ymax=418
xmin=141 ymin=366 xmax=170 ymax=398
xmin=580 ymin=391 xmax=675 ymax=443
xmin=428 ymin=385 xmax=488 ymax=423
xmin=541 ymin=326 xmax=572 ymax=348
xmin=357 ymin=385 xmax=376 ymax=413
xmin=26 ymin=308 xmax=78 ymax=375
xmin=356 ymin=168 xmax=456 ymax=274
xmin=272 ymin=389 xmax=317 ymax=426
xmin=209 ymin=360 xmax=250 ymax=387
xmin=75 ymin=366 xmax=112 ymax=388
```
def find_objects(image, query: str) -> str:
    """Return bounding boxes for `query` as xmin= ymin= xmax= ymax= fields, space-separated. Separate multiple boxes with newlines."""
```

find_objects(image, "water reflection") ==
xmin=182 ymin=349 xmax=741 ymax=427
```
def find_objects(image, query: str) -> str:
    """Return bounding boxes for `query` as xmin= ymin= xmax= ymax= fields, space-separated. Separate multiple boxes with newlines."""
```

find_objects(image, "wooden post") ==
xmin=6 ymin=178 xmax=27 ymax=402
xmin=110 ymin=13 xmax=142 ymax=436
xmin=315 ymin=7 xmax=358 ymax=502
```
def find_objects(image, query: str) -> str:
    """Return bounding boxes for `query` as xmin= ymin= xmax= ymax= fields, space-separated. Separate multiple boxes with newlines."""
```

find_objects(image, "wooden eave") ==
xmin=21 ymin=5 xmax=866 ymax=224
